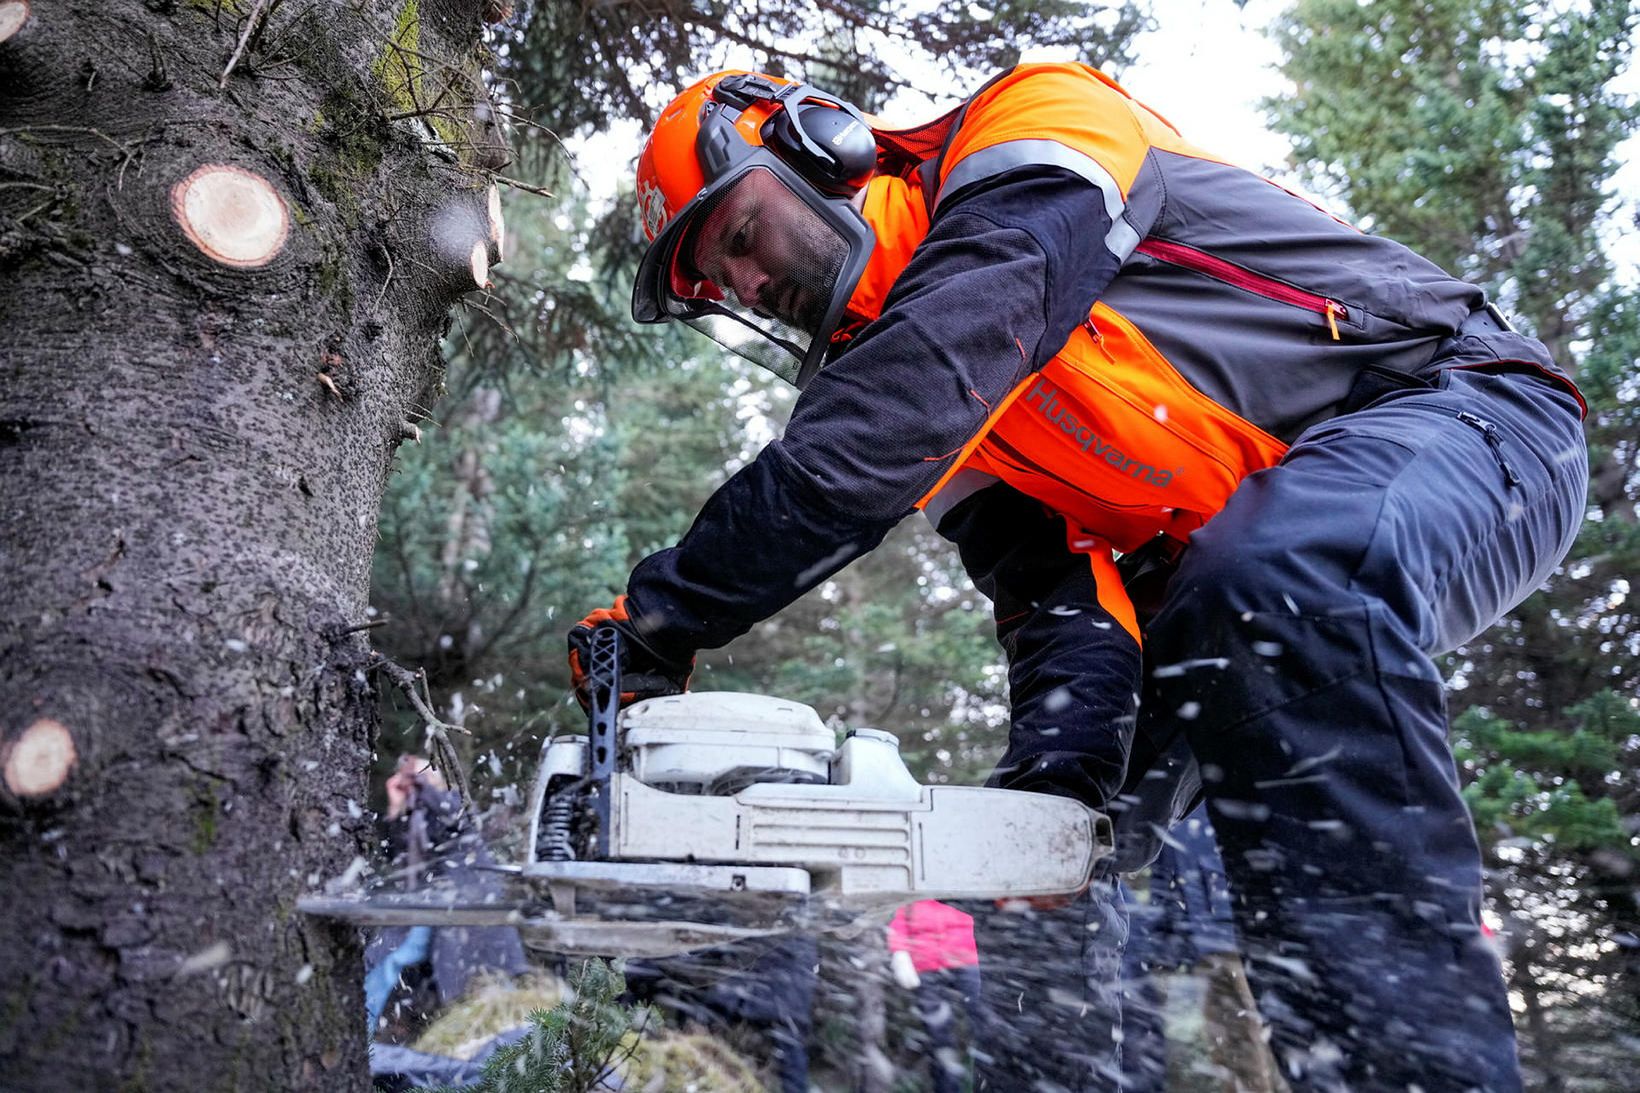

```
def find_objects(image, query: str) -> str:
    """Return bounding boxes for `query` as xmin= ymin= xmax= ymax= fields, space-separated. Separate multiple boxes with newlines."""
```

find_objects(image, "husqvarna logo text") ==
xmin=1027 ymin=379 xmax=1176 ymax=488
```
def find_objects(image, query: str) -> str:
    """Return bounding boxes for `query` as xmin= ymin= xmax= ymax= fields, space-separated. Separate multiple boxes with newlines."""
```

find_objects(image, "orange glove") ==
xmin=566 ymin=595 xmax=693 ymax=711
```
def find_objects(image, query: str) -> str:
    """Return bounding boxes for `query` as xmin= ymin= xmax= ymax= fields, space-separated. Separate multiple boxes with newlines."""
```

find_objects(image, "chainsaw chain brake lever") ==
xmin=584 ymin=624 xmax=623 ymax=857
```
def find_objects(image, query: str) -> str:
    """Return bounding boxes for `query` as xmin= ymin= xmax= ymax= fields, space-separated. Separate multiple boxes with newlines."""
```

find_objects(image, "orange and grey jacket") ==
xmin=622 ymin=63 xmax=1582 ymax=805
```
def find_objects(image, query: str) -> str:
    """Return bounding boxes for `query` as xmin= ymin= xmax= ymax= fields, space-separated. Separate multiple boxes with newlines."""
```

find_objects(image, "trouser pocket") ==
xmin=1453 ymin=408 xmax=1522 ymax=489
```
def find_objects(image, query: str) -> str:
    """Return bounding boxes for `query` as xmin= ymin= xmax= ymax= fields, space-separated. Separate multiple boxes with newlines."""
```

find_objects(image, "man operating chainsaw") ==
xmin=566 ymin=64 xmax=1588 ymax=1091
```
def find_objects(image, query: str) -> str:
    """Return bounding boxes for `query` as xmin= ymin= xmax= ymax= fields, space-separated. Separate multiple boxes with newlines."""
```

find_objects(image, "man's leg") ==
xmin=966 ymin=877 xmax=1129 ymax=1092
xmin=952 ymin=963 xmax=997 ymax=1071
xmin=768 ymin=1018 xmax=810 ymax=1093
xmin=1143 ymin=372 xmax=1586 ymax=1091
xmin=761 ymin=936 xmax=817 ymax=1093
xmin=364 ymin=926 xmax=433 ymax=1035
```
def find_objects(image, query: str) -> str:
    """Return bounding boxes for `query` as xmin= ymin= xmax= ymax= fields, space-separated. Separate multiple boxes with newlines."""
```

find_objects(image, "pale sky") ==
xmin=1094 ymin=0 xmax=1295 ymax=176
xmin=571 ymin=4 xmax=1299 ymax=197
xmin=866 ymin=1 xmax=1295 ymax=179
xmin=1117 ymin=0 xmax=1639 ymax=280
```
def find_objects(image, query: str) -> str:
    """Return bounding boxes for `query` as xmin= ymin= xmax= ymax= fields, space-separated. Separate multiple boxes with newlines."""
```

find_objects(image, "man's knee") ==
xmin=1142 ymin=528 xmax=1415 ymax=769
xmin=1170 ymin=476 xmax=1380 ymax=625
xmin=1150 ymin=522 xmax=1365 ymax=670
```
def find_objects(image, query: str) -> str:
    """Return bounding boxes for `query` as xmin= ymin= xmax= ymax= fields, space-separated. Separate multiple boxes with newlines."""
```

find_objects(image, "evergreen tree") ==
xmin=370 ymin=181 xmax=742 ymax=785
xmin=1268 ymin=0 xmax=1640 ymax=1080
xmin=499 ymin=0 xmax=1150 ymax=136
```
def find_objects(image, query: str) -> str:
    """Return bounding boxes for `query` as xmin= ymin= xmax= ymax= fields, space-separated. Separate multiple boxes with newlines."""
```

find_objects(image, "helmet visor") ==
xmin=636 ymin=161 xmax=872 ymax=388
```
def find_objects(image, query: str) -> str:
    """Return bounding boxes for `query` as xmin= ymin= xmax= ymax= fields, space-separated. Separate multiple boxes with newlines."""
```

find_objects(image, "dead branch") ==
xmin=327 ymin=617 xmax=389 ymax=639
xmin=373 ymin=654 xmax=472 ymax=812
xmin=385 ymin=74 xmax=460 ymax=122
xmin=0 ymin=125 xmax=136 ymax=157
xmin=372 ymin=243 xmax=395 ymax=313
xmin=489 ymin=173 xmax=552 ymax=198
xmin=457 ymin=295 xmax=519 ymax=342
xmin=144 ymin=30 xmax=173 ymax=92
xmin=220 ymin=0 xmax=276 ymax=89
xmin=489 ymin=104 xmax=570 ymax=153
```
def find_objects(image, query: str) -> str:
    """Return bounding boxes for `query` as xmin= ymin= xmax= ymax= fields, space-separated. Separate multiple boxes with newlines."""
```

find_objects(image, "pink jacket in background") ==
xmin=888 ymin=900 xmax=979 ymax=973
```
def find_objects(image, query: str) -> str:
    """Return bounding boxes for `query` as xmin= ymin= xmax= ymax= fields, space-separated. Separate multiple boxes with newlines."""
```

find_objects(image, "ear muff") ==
xmin=763 ymin=100 xmax=878 ymax=196
xmin=708 ymin=74 xmax=876 ymax=197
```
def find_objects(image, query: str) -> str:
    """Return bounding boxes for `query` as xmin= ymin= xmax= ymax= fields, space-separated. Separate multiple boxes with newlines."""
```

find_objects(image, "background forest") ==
xmin=367 ymin=0 xmax=1639 ymax=1087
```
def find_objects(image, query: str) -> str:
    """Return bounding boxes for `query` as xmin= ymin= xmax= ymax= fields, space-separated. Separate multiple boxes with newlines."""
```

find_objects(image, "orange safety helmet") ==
xmin=631 ymin=71 xmax=880 ymax=388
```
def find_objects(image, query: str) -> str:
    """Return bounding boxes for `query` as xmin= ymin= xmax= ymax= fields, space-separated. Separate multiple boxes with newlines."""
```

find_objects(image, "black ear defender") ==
xmin=763 ymin=98 xmax=878 ymax=195
xmin=710 ymin=74 xmax=878 ymax=197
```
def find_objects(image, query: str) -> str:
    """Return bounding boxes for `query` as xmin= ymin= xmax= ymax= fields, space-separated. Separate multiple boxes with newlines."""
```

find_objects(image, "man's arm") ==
xmin=931 ymin=477 xmax=1141 ymax=807
xmin=621 ymin=168 xmax=1132 ymax=668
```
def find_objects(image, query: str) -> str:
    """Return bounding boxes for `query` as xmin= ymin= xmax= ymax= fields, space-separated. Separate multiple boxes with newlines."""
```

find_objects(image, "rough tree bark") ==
xmin=0 ymin=1 xmax=506 ymax=1087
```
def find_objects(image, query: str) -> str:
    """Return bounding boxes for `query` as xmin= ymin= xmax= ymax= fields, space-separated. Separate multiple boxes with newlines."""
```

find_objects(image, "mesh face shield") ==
xmin=634 ymin=155 xmax=874 ymax=389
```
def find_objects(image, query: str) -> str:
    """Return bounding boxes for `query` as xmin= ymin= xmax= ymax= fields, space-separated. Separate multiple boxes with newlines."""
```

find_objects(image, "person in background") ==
xmin=365 ymin=756 xmax=531 ymax=1087
xmin=888 ymin=900 xmax=997 ymax=1093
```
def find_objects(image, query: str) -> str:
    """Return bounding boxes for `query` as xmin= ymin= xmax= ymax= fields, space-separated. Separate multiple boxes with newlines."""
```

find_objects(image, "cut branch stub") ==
xmin=430 ymin=199 xmax=490 ymax=291
xmin=170 ymin=164 xmax=290 ymax=269
xmin=4 ymin=718 xmax=77 ymax=799
xmin=0 ymin=0 xmax=30 ymax=44
xmin=486 ymin=184 xmax=505 ymax=265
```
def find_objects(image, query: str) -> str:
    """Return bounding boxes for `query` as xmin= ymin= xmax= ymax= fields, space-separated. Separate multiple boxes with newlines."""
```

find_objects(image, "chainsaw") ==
xmin=299 ymin=628 xmax=1113 ymax=957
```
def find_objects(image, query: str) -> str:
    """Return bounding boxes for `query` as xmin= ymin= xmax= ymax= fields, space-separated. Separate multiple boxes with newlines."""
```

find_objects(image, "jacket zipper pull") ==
xmin=1456 ymin=410 xmax=1522 ymax=488
xmin=1084 ymin=317 xmax=1116 ymax=362
xmin=1324 ymin=301 xmax=1343 ymax=341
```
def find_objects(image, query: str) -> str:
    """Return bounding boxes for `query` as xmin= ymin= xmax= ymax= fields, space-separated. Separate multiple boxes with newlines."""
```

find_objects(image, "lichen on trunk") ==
xmin=0 ymin=1 xmax=499 ymax=1087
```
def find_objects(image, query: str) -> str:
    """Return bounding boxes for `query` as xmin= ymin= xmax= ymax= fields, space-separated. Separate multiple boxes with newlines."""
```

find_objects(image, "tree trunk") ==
xmin=0 ymin=1 xmax=498 ymax=1087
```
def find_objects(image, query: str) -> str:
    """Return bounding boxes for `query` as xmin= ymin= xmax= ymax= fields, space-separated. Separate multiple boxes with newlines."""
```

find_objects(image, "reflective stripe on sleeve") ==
xmin=935 ymin=139 xmax=1140 ymax=261
xmin=923 ymin=468 xmax=1003 ymax=531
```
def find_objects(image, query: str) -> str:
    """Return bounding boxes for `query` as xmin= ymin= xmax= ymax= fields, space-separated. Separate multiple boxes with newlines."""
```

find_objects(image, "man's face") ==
xmin=686 ymin=167 xmax=848 ymax=334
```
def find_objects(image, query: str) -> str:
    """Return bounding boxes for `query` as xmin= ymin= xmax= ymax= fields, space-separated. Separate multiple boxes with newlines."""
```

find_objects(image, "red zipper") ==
xmin=1135 ymin=238 xmax=1347 ymax=340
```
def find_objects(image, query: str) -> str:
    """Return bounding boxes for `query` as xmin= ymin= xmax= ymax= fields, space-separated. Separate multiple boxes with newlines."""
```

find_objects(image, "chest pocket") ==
xmin=977 ymin=312 xmax=1287 ymax=547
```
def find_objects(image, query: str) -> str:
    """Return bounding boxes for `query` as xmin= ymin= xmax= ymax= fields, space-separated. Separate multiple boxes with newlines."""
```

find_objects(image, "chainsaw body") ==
xmin=300 ymin=631 xmax=1112 ymax=957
